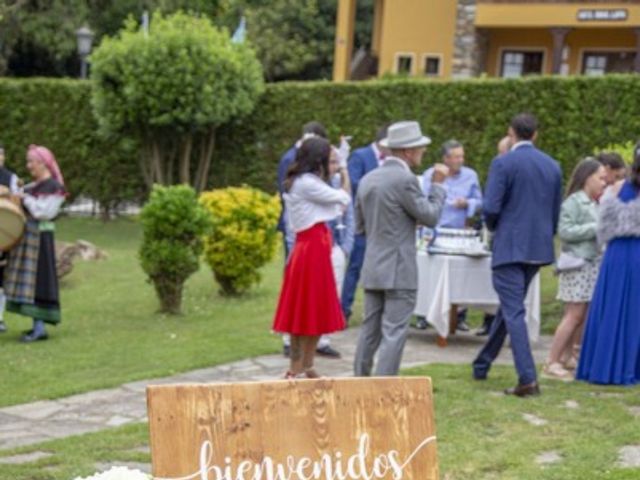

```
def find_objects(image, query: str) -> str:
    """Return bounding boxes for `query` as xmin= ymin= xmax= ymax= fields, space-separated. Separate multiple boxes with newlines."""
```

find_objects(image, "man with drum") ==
xmin=0 ymin=144 xmax=21 ymax=333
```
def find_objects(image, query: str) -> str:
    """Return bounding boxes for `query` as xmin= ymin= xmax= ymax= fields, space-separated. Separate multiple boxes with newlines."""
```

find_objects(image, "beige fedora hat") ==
xmin=379 ymin=121 xmax=432 ymax=149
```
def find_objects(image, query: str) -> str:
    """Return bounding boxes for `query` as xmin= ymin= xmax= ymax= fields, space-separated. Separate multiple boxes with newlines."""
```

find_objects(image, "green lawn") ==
xmin=0 ymin=219 xmax=629 ymax=480
xmin=0 ymin=218 xmax=561 ymax=408
xmin=0 ymin=217 xmax=291 ymax=407
xmin=0 ymin=365 xmax=637 ymax=480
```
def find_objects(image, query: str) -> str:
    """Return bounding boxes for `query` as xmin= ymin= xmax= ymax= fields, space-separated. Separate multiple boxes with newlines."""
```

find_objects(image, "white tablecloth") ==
xmin=414 ymin=252 xmax=541 ymax=341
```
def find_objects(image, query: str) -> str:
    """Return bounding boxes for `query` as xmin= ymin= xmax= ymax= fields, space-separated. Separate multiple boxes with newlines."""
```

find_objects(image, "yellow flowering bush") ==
xmin=200 ymin=186 xmax=280 ymax=296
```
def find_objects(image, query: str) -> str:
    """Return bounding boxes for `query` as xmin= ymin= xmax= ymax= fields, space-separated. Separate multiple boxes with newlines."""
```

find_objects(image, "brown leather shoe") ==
xmin=504 ymin=382 xmax=540 ymax=398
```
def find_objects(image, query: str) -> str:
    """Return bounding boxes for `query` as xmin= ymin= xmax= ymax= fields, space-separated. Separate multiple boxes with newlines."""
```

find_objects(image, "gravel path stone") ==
xmin=535 ymin=451 xmax=562 ymax=465
xmin=0 ymin=326 xmax=552 ymax=452
xmin=618 ymin=446 xmax=640 ymax=468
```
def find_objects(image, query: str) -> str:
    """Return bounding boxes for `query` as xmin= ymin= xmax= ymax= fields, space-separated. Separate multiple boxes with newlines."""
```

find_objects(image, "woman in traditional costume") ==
xmin=273 ymin=137 xmax=350 ymax=378
xmin=4 ymin=145 xmax=66 ymax=342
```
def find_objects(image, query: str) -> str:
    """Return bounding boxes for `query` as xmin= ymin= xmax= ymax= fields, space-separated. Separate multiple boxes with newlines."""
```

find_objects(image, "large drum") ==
xmin=0 ymin=186 xmax=25 ymax=252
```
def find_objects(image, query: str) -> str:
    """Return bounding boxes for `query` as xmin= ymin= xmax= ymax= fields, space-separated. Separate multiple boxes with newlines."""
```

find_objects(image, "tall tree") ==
xmin=238 ymin=0 xmax=373 ymax=81
xmin=90 ymin=11 xmax=264 ymax=191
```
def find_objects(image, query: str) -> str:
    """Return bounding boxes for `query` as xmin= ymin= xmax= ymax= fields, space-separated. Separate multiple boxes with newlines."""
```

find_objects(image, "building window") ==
xmin=583 ymin=55 xmax=607 ymax=76
xmin=500 ymin=51 xmax=544 ymax=78
xmin=582 ymin=51 xmax=635 ymax=75
xmin=395 ymin=54 xmax=414 ymax=75
xmin=423 ymin=56 xmax=441 ymax=77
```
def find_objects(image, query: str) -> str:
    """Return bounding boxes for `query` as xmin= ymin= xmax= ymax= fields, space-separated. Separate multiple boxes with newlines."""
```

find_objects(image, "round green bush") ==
xmin=139 ymin=184 xmax=211 ymax=313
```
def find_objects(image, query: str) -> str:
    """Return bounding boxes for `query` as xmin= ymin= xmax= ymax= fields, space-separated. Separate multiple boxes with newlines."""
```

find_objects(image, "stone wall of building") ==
xmin=452 ymin=0 xmax=489 ymax=78
xmin=452 ymin=0 xmax=477 ymax=78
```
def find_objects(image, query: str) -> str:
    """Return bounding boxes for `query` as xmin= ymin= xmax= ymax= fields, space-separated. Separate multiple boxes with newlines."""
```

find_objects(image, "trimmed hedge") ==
xmin=0 ymin=79 xmax=144 ymax=210
xmin=213 ymin=75 xmax=640 ymax=191
xmin=2 ymin=75 xmax=640 ymax=203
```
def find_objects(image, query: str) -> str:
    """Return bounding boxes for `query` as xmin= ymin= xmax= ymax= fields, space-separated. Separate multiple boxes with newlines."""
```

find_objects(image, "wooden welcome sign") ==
xmin=147 ymin=377 xmax=438 ymax=480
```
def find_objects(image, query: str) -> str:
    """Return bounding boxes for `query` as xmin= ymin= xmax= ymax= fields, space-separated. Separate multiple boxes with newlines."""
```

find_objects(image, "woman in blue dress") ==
xmin=576 ymin=144 xmax=640 ymax=385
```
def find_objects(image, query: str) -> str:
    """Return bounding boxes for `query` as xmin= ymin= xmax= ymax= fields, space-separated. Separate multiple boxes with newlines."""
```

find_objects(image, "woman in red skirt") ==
xmin=273 ymin=137 xmax=351 ymax=378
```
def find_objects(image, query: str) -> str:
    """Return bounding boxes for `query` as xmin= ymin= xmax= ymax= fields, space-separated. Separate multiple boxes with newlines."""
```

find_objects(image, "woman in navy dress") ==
xmin=577 ymin=144 xmax=640 ymax=385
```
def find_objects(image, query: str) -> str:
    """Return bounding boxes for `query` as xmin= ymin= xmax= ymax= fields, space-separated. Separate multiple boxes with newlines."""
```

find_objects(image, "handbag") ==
xmin=555 ymin=251 xmax=586 ymax=273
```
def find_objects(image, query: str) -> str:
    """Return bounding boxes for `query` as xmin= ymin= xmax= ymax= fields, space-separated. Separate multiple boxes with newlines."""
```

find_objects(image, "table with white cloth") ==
xmin=414 ymin=252 xmax=541 ymax=346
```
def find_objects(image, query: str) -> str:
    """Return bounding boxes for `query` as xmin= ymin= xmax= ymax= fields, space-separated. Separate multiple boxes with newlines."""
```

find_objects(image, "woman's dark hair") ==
xmin=632 ymin=141 xmax=640 ymax=188
xmin=565 ymin=157 xmax=603 ymax=198
xmin=284 ymin=137 xmax=331 ymax=192
xmin=301 ymin=121 xmax=327 ymax=139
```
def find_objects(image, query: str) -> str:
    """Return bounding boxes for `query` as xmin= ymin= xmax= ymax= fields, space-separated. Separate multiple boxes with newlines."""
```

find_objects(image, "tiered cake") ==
xmin=427 ymin=228 xmax=489 ymax=256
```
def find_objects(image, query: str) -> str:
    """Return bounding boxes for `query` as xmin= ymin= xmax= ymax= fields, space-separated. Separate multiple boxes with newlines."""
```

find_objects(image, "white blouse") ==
xmin=23 ymin=195 xmax=65 ymax=220
xmin=284 ymin=173 xmax=351 ymax=233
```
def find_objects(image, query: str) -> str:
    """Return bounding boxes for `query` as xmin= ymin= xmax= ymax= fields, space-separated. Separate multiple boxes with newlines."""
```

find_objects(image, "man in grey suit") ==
xmin=354 ymin=121 xmax=448 ymax=376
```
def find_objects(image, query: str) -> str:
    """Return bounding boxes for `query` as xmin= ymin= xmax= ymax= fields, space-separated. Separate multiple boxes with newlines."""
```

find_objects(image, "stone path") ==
xmin=0 ymin=326 xmax=552 ymax=454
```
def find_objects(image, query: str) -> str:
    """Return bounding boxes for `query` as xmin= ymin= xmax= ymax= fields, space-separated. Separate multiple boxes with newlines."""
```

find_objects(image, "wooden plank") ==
xmin=448 ymin=304 xmax=458 ymax=336
xmin=147 ymin=377 xmax=438 ymax=480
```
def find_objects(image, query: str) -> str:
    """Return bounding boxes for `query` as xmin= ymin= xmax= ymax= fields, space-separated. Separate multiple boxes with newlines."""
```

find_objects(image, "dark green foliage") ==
xmin=90 ymin=11 xmax=265 ymax=191
xmin=212 ymin=75 xmax=640 ymax=191
xmin=0 ymin=78 xmax=145 ymax=212
xmin=2 ymin=75 xmax=640 ymax=203
xmin=139 ymin=184 xmax=211 ymax=314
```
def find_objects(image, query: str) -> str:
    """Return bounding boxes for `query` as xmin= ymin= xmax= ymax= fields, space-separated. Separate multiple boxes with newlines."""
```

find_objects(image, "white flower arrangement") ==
xmin=72 ymin=466 xmax=151 ymax=480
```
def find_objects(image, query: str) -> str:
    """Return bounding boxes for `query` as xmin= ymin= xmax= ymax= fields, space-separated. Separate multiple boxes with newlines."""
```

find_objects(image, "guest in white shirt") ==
xmin=272 ymin=137 xmax=351 ymax=379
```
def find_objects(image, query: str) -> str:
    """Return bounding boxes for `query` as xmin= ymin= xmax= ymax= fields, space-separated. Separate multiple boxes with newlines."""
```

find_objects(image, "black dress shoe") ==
xmin=0 ymin=321 xmax=7 ymax=333
xmin=504 ymin=382 xmax=540 ymax=398
xmin=283 ymin=345 xmax=290 ymax=358
xmin=476 ymin=314 xmax=495 ymax=336
xmin=456 ymin=320 xmax=470 ymax=332
xmin=316 ymin=345 xmax=341 ymax=359
xmin=20 ymin=331 xmax=49 ymax=343
xmin=473 ymin=371 xmax=487 ymax=381
xmin=415 ymin=316 xmax=429 ymax=330
xmin=475 ymin=324 xmax=490 ymax=336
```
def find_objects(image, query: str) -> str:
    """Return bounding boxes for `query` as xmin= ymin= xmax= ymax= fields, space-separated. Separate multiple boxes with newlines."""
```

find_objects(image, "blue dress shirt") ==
xmin=422 ymin=166 xmax=482 ymax=228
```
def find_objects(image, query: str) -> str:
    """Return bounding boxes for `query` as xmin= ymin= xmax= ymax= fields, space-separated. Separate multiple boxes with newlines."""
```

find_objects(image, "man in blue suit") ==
xmin=472 ymin=113 xmax=562 ymax=398
xmin=341 ymin=125 xmax=389 ymax=321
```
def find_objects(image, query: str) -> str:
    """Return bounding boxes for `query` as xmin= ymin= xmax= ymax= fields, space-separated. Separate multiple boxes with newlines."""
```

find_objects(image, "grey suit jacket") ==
xmin=355 ymin=158 xmax=446 ymax=290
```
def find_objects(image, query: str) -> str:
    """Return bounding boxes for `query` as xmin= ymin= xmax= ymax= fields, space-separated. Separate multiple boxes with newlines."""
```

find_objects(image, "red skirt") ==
xmin=273 ymin=223 xmax=346 ymax=336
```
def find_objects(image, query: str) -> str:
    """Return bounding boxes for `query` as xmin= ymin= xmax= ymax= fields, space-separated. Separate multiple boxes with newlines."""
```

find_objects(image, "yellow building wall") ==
xmin=566 ymin=28 xmax=637 ymax=74
xmin=476 ymin=3 xmax=640 ymax=28
xmin=485 ymin=28 xmax=637 ymax=77
xmin=485 ymin=29 xmax=555 ymax=76
xmin=377 ymin=0 xmax=458 ymax=77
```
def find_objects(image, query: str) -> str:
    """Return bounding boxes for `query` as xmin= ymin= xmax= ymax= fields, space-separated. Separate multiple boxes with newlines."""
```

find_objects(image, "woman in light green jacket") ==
xmin=543 ymin=158 xmax=607 ymax=381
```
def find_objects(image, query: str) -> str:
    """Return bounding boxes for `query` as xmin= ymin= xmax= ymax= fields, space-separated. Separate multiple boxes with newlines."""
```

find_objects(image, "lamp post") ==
xmin=76 ymin=26 xmax=94 ymax=79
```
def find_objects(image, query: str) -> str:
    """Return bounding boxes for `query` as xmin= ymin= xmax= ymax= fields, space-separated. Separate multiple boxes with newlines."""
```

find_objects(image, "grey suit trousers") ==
xmin=354 ymin=289 xmax=417 ymax=376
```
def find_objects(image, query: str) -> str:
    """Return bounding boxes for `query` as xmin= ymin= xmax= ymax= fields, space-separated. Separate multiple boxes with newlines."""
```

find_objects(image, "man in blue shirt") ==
xmin=422 ymin=140 xmax=482 ymax=230
xmin=420 ymin=140 xmax=484 ymax=332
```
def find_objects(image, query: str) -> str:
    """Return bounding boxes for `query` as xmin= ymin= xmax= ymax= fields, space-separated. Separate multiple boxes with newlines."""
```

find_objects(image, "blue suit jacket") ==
xmin=347 ymin=145 xmax=379 ymax=200
xmin=276 ymin=145 xmax=297 ymax=232
xmin=484 ymin=144 xmax=563 ymax=268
